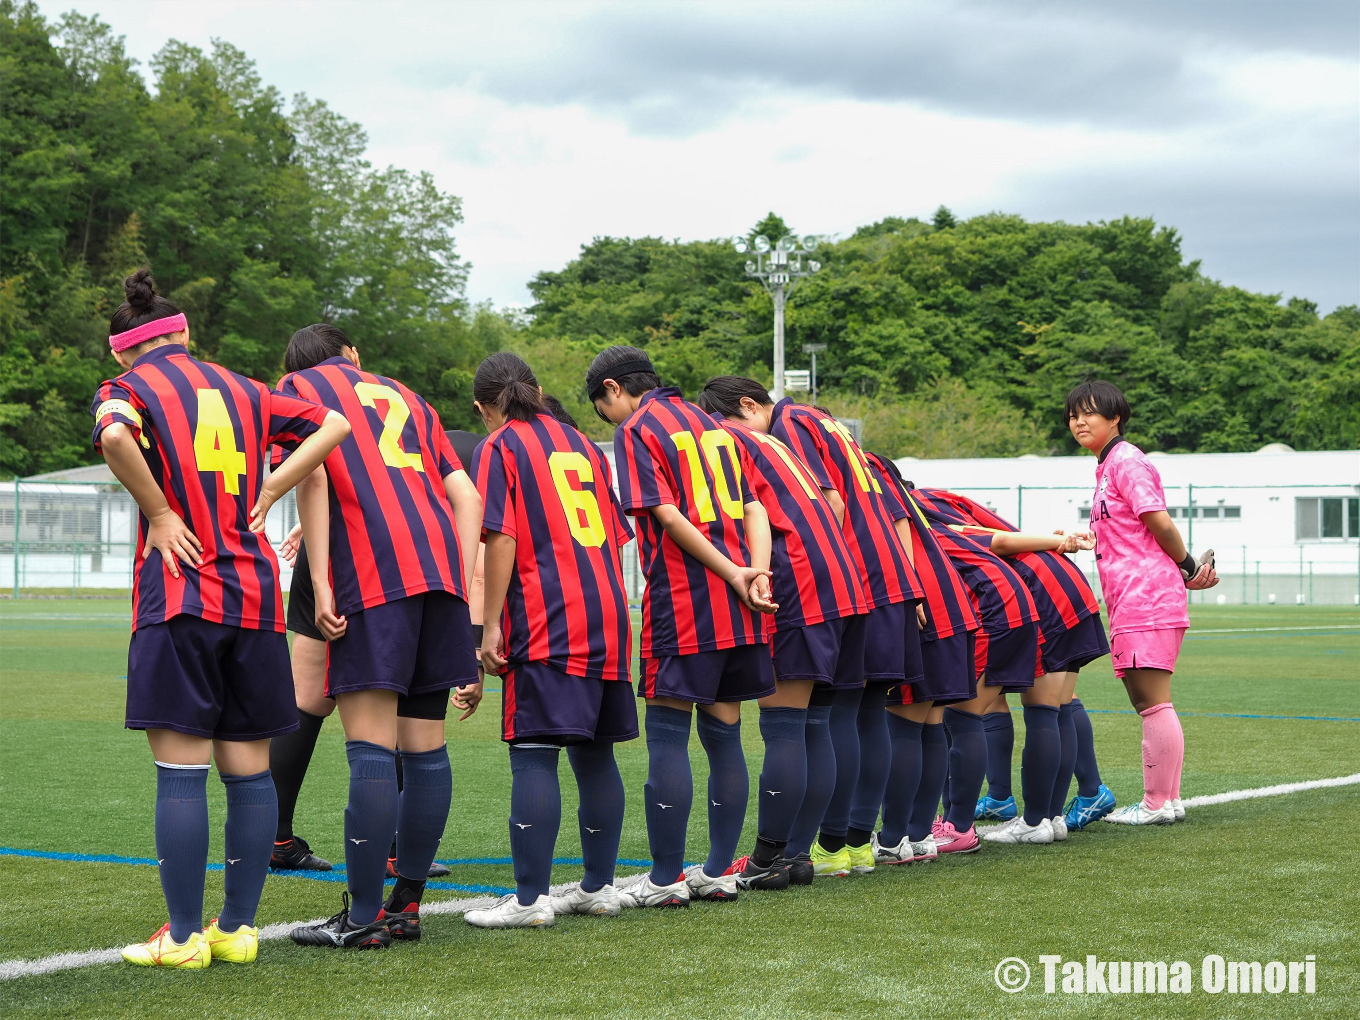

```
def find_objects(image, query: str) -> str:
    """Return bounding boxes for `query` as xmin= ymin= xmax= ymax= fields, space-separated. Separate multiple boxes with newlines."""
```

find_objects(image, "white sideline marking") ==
xmin=1180 ymin=773 xmax=1360 ymax=807
xmin=1191 ymin=624 xmax=1360 ymax=634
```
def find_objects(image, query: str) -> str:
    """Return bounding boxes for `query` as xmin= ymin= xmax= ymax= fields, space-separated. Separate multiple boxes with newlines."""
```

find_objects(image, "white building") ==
xmin=894 ymin=445 xmax=1360 ymax=606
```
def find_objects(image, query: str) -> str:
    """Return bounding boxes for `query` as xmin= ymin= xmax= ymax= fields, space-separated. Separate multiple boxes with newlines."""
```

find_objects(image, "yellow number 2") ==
xmin=549 ymin=451 xmax=607 ymax=548
xmin=354 ymin=382 xmax=424 ymax=472
xmin=193 ymin=388 xmax=247 ymax=495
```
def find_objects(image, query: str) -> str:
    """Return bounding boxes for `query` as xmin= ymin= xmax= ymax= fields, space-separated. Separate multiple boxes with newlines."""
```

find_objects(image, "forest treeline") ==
xmin=4 ymin=2 xmax=1357 ymax=475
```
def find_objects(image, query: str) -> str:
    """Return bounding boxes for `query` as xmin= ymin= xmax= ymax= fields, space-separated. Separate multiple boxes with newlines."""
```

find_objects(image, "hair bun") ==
xmin=124 ymin=268 xmax=157 ymax=313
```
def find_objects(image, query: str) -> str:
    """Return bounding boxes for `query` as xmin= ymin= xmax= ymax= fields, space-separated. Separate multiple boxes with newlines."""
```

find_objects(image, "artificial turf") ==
xmin=1 ymin=600 xmax=1357 ymax=1018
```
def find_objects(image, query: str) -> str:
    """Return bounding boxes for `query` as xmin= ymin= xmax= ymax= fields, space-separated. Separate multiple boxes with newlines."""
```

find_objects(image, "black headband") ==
xmin=587 ymin=357 xmax=654 ymax=397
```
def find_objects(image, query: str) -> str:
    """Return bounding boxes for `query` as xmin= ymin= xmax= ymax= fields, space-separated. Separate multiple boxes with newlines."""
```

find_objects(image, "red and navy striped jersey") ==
xmin=91 ymin=345 xmax=329 ymax=632
xmin=865 ymin=453 xmax=978 ymax=641
xmin=473 ymin=414 xmax=634 ymax=681
xmin=276 ymin=357 xmax=468 ymax=616
xmin=614 ymin=388 xmax=765 ymax=657
xmin=770 ymin=399 xmax=922 ymax=609
xmin=918 ymin=490 xmax=1100 ymax=640
xmin=910 ymin=490 xmax=1039 ymax=635
xmin=720 ymin=419 xmax=868 ymax=631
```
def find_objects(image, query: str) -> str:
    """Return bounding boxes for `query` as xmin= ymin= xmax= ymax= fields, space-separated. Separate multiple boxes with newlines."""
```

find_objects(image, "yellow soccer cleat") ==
xmin=205 ymin=918 xmax=258 ymax=963
xmin=846 ymin=842 xmax=876 ymax=875
xmin=810 ymin=839 xmax=851 ymax=877
xmin=121 ymin=923 xmax=211 ymax=969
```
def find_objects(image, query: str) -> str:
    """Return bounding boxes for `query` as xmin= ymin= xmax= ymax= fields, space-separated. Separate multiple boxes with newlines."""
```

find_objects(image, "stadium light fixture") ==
xmin=731 ymin=231 xmax=826 ymax=399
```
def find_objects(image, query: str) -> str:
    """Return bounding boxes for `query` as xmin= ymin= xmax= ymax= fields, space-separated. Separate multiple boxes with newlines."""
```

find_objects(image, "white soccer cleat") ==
xmin=1050 ymin=815 xmax=1069 ymax=841
xmin=464 ymin=893 xmax=554 ymax=928
xmin=1170 ymin=798 xmax=1186 ymax=822
xmin=615 ymin=873 xmax=690 ymax=908
xmin=549 ymin=882 xmax=622 ymax=917
xmin=872 ymin=832 xmax=938 ymax=865
xmin=981 ymin=816 xmax=1055 ymax=844
xmin=1103 ymin=800 xmax=1175 ymax=825
xmin=682 ymin=863 xmax=739 ymax=902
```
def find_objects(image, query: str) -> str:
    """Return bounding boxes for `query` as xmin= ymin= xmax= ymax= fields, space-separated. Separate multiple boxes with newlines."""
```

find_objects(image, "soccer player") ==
xmin=588 ymin=346 xmax=776 ymax=908
xmin=863 ymin=454 xmax=979 ymax=867
xmin=697 ymin=377 xmax=870 ymax=891
xmin=460 ymin=353 xmax=637 ymax=928
xmin=771 ymin=403 xmax=923 ymax=878
xmin=95 ymin=271 xmax=350 ymax=968
xmin=1066 ymin=381 xmax=1217 ymax=825
xmin=279 ymin=324 xmax=482 ymax=950
xmin=915 ymin=489 xmax=1108 ymax=843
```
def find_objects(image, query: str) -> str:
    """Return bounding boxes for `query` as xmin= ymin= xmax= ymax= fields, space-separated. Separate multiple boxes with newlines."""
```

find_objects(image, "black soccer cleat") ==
xmin=384 ymin=905 xmax=421 ymax=941
xmin=779 ymin=852 xmax=814 ymax=887
xmin=290 ymin=893 xmax=392 ymax=949
xmin=271 ymin=836 xmax=332 ymax=872
xmin=733 ymin=855 xmax=791 ymax=892
xmin=387 ymin=856 xmax=451 ymax=879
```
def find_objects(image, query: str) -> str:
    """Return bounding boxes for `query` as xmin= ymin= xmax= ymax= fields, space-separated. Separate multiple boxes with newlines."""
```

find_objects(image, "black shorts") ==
xmin=975 ymin=621 xmax=1040 ymax=691
xmin=327 ymin=591 xmax=479 ymax=697
xmin=639 ymin=643 xmax=776 ymax=704
xmin=771 ymin=614 xmax=865 ymax=689
xmin=126 ymin=614 xmax=297 ymax=740
xmin=1040 ymin=613 xmax=1111 ymax=674
xmin=891 ymin=629 xmax=977 ymax=706
xmin=285 ymin=542 xmax=324 ymax=642
xmin=502 ymin=662 xmax=639 ymax=744
xmin=862 ymin=602 xmax=907 ymax=681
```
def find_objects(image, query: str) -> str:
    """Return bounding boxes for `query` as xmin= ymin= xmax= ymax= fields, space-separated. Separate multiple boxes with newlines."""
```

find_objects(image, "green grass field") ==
xmin=1 ymin=600 xmax=1357 ymax=1018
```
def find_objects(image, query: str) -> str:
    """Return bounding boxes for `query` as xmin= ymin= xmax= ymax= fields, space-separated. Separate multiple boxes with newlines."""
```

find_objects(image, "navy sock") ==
xmin=344 ymin=740 xmax=398 ymax=926
xmin=818 ymin=686 xmax=863 ymax=846
xmin=879 ymin=715 xmax=923 ymax=846
xmin=1071 ymin=698 xmax=1103 ymax=797
xmin=644 ymin=705 xmax=693 ymax=885
xmin=907 ymin=723 xmax=947 ymax=841
xmin=940 ymin=717 xmax=955 ymax=818
xmin=983 ymin=711 xmax=1015 ymax=801
xmin=396 ymin=745 xmax=452 ymax=886
xmin=566 ymin=740 xmax=625 ymax=892
xmin=154 ymin=763 xmax=210 ymax=943
xmin=218 ymin=769 xmax=276 ymax=932
xmin=1050 ymin=702 xmax=1078 ymax=817
xmin=696 ymin=711 xmax=747 ymax=877
xmin=847 ymin=684 xmax=891 ymax=837
xmin=943 ymin=708 xmax=986 ymax=831
xmin=270 ymin=709 xmax=324 ymax=842
xmin=786 ymin=703 xmax=834 ymax=857
xmin=1020 ymin=705 xmax=1061 ymax=825
xmin=756 ymin=707 xmax=808 ymax=845
xmin=508 ymin=744 xmax=561 ymax=905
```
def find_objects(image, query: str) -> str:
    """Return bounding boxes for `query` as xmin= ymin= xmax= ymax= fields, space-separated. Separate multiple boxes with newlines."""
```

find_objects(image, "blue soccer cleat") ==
xmin=1063 ymin=784 xmax=1117 ymax=830
xmin=975 ymin=795 xmax=1018 ymax=821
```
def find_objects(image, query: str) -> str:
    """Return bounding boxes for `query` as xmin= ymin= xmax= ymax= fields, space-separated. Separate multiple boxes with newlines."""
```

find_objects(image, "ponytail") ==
xmin=473 ymin=352 xmax=544 ymax=423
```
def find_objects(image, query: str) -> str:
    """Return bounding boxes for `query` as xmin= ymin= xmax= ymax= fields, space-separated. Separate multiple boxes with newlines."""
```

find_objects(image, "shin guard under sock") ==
xmin=154 ymin=763 xmax=210 ymax=943
xmin=879 ymin=714 xmax=923 ymax=847
xmin=907 ymin=723 xmax=947 ymax=842
xmin=786 ymin=703 xmax=834 ymax=857
xmin=1139 ymin=702 xmax=1183 ymax=809
xmin=1071 ymin=698 xmax=1103 ymax=797
xmin=644 ymin=705 xmax=693 ymax=885
xmin=847 ymin=684 xmax=891 ymax=840
xmin=396 ymin=745 xmax=452 ymax=885
xmin=756 ymin=707 xmax=808 ymax=846
xmin=344 ymin=741 xmax=398 ymax=925
xmin=942 ymin=708 xmax=986 ymax=832
xmin=1020 ymin=705 xmax=1060 ymax=825
xmin=696 ymin=711 xmax=747 ymax=877
xmin=982 ymin=711 xmax=1015 ymax=801
xmin=566 ymin=740 xmax=626 ymax=892
xmin=218 ymin=769 xmax=277 ymax=932
xmin=269 ymin=708 xmax=324 ymax=842
xmin=508 ymin=744 xmax=562 ymax=904
xmin=1049 ymin=702 xmax=1078 ymax=818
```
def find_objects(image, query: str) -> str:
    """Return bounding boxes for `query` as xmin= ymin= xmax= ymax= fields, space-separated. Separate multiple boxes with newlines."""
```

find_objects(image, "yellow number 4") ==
xmin=354 ymin=382 xmax=424 ymax=472
xmin=549 ymin=451 xmax=607 ymax=547
xmin=193 ymin=388 xmax=247 ymax=495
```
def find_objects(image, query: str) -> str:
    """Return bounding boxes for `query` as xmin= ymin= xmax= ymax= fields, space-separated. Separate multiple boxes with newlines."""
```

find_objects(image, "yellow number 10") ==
xmin=354 ymin=382 xmax=424 ymax=472
xmin=549 ymin=451 xmax=607 ymax=548
xmin=669 ymin=430 xmax=744 ymax=522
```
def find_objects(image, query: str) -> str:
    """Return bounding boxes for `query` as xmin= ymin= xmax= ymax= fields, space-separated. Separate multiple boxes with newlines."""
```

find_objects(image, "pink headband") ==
xmin=110 ymin=313 xmax=188 ymax=352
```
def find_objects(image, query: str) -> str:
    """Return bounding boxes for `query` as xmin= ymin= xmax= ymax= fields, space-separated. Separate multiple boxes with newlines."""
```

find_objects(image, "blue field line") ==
xmin=1085 ymin=709 xmax=1360 ymax=722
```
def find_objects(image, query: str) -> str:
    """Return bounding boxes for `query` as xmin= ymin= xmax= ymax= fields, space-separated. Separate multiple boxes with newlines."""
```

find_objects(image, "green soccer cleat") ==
xmin=810 ymin=839 xmax=851 ymax=877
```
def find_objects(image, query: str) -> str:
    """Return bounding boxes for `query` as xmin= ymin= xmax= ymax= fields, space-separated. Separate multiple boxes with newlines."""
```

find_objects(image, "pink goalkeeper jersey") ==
xmin=1089 ymin=438 xmax=1188 ymax=636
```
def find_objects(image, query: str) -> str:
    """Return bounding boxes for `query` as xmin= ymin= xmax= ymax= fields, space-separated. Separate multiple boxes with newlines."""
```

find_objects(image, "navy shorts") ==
xmin=976 ymin=621 xmax=1040 ymax=691
xmin=1040 ymin=614 xmax=1111 ymax=674
xmin=892 ymin=630 xmax=976 ymax=706
xmin=771 ymin=614 xmax=865 ymax=689
xmin=501 ymin=662 xmax=639 ymax=744
xmin=640 ymin=643 xmax=776 ymax=704
xmin=285 ymin=542 xmax=323 ymax=642
xmin=126 ymin=614 xmax=296 ymax=740
xmin=327 ymin=591 xmax=479 ymax=697
xmin=864 ymin=601 xmax=921 ymax=682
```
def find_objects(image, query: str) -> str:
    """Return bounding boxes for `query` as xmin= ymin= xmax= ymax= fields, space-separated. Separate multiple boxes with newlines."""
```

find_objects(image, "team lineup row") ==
xmin=91 ymin=270 xmax=1219 ymax=966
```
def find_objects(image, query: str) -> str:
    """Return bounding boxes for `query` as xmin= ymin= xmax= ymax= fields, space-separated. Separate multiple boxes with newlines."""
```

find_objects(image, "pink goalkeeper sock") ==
xmin=1139 ymin=702 xmax=1183 ymax=810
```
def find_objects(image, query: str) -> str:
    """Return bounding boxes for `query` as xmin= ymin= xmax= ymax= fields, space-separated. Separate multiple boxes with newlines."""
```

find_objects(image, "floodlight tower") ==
xmin=732 ymin=233 xmax=822 ymax=400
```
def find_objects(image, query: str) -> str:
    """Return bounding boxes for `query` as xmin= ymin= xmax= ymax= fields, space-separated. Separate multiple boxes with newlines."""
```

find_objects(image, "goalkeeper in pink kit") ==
xmin=1066 ymin=381 xmax=1218 ymax=825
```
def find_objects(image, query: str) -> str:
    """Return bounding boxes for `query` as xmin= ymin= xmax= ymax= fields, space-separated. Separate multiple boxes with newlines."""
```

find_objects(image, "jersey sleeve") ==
xmin=735 ymin=438 xmax=758 ymax=505
xmin=434 ymin=425 xmax=462 ymax=478
xmin=871 ymin=461 xmax=909 ymax=517
xmin=778 ymin=413 xmax=834 ymax=490
xmin=90 ymin=379 xmax=147 ymax=451
xmin=473 ymin=437 xmax=516 ymax=540
xmin=265 ymin=388 xmax=329 ymax=451
xmin=614 ymin=422 xmax=676 ymax=514
xmin=1115 ymin=453 xmax=1167 ymax=516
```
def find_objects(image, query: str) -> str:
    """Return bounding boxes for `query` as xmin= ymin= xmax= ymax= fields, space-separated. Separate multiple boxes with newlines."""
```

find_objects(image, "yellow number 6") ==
xmin=549 ymin=451 xmax=607 ymax=548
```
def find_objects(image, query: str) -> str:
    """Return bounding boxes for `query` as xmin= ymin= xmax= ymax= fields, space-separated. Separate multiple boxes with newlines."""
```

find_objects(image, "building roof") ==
xmin=23 ymin=463 xmax=119 ymax=484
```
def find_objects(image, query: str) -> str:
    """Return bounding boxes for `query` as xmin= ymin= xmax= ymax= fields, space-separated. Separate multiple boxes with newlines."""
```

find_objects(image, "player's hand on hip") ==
xmin=248 ymin=484 xmax=281 ymax=534
xmin=1185 ymin=565 xmax=1219 ymax=590
xmin=314 ymin=585 xmax=347 ymax=641
xmin=480 ymin=625 xmax=509 ymax=674
xmin=278 ymin=523 xmax=303 ymax=564
xmin=144 ymin=509 xmax=202 ymax=579
xmin=451 ymin=679 xmax=484 ymax=721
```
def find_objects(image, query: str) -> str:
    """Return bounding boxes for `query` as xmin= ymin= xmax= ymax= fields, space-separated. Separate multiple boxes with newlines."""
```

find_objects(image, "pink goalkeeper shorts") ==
xmin=1110 ymin=627 xmax=1186 ymax=679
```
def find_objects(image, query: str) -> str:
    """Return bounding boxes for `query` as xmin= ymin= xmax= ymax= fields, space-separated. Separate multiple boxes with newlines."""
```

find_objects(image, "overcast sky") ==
xmin=38 ymin=0 xmax=1360 ymax=312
